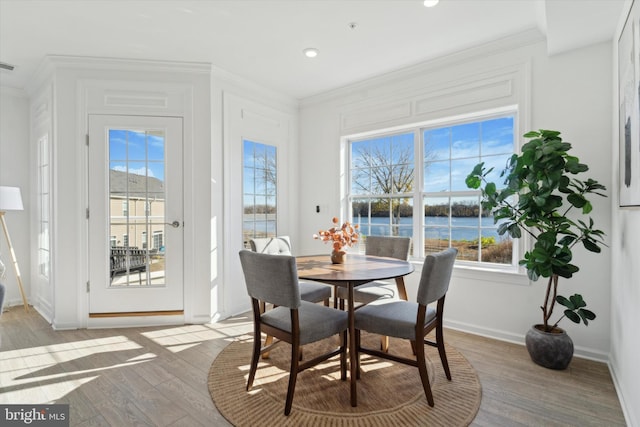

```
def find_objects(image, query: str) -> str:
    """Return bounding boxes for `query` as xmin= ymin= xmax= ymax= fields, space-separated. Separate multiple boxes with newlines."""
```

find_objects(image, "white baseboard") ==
xmin=444 ymin=319 xmax=609 ymax=363
xmin=86 ymin=315 xmax=185 ymax=329
xmin=33 ymin=297 xmax=53 ymax=324
xmin=608 ymin=361 xmax=637 ymax=427
xmin=188 ymin=314 xmax=212 ymax=324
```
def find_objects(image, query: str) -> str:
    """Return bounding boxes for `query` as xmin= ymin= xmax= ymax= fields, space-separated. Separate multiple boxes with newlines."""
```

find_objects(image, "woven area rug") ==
xmin=208 ymin=332 xmax=481 ymax=426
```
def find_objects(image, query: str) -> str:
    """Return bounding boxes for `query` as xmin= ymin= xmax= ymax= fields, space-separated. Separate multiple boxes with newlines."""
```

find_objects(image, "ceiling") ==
xmin=0 ymin=0 xmax=626 ymax=100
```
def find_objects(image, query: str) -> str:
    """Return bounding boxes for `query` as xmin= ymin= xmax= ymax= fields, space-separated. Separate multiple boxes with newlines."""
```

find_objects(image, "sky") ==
xmin=109 ymin=129 xmax=165 ymax=181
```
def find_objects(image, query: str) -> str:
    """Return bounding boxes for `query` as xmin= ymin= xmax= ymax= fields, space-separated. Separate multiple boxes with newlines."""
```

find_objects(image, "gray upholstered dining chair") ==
xmin=250 ymin=236 xmax=332 ymax=306
xmin=239 ymin=250 xmax=348 ymax=416
xmin=336 ymin=235 xmax=412 ymax=306
xmin=354 ymin=247 xmax=457 ymax=407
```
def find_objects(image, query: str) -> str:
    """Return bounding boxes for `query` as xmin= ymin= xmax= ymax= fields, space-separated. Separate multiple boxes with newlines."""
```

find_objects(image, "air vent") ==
xmin=0 ymin=62 xmax=15 ymax=71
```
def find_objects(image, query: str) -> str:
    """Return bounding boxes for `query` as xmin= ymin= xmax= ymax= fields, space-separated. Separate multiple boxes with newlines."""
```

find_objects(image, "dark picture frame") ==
xmin=619 ymin=0 xmax=640 ymax=206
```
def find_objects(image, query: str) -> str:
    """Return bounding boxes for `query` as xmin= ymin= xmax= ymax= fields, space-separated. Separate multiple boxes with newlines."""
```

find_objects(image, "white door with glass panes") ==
xmin=88 ymin=115 xmax=184 ymax=314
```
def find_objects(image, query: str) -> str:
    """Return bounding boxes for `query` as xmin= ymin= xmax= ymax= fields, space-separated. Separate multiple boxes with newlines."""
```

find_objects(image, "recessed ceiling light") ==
xmin=303 ymin=48 xmax=319 ymax=58
xmin=423 ymin=0 xmax=439 ymax=7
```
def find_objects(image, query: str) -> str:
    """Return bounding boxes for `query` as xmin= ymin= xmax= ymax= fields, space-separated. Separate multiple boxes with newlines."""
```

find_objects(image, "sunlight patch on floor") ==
xmin=140 ymin=323 xmax=247 ymax=351
xmin=0 ymin=336 xmax=151 ymax=403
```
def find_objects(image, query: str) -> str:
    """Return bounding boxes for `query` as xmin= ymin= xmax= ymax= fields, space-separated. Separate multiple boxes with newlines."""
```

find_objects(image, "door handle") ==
xmin=165 ymin=220 xmax=181 ymax=228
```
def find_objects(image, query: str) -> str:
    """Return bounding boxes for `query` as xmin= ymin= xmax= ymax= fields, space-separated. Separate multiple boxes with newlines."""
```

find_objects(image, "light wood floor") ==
xmin=0 ymin=306 xmax=626 ymax=426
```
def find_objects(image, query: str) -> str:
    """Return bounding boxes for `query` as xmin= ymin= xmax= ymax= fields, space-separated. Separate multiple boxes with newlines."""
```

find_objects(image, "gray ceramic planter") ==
xmin=525 ymin=324 xmax=574 ymax=370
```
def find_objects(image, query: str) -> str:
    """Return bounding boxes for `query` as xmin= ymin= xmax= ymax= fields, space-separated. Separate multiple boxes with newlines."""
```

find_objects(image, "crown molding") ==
xmin=211 ymin=65 xmax=299 ymax=112
xmin=300 ymin=28 xmax=544 ymax=108
xmin=25 ymin=55 xmax=212 ymax=97
xmin=43 ymin=55 xmax=211 ymax=74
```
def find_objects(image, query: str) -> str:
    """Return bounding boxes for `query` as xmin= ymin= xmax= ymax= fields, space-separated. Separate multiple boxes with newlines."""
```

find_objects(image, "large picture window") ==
xmin=348 ymin=111 xmax=517 ymax=268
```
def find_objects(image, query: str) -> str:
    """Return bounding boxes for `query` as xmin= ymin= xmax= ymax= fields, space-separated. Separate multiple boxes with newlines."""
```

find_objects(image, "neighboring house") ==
xmin=108 ymin=169 xmax=165 ymax=251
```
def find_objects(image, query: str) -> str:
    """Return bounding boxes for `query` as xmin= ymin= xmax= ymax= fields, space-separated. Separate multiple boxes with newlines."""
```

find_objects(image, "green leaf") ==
xmin=558 ymin=235 xmax=576 ymax=246
xmin=568 ymin=193 xmax=586 ymax=208
xmin=565 ymin=310 xmax=581 ymax=323
xmin=583 ymin=239 xmax=601 ymax=253
xmin=556 ymin=295 xmax=573 ymax=309
xmin=581 ymin=309 xmax=596 ymax=320
xmin=555 ymin=263 xmax=579 ymax=279
xmin=485 ymin=182 xmax=496 ymax=196
xmin=507 ymin=223 xmax=522 ymax=238
xmin=497 ymin=222 xmax=510 ymax=235
xmin=569 ymin=294 xmax=586 ymax=309
xmin=465 ymin=175 xmax=481 ymax=189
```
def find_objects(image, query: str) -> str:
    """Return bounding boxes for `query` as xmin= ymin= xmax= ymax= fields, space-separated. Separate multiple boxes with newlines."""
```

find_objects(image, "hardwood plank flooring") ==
xmin=0 ymin=307 xmax=626 ymax=426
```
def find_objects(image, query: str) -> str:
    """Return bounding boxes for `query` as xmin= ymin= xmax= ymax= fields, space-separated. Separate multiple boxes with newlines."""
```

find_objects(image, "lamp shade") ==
xmin=0 ymin=186 xmax=24 ymax=211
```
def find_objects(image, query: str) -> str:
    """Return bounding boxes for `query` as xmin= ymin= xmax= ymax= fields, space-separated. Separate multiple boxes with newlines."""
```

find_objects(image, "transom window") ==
xmin=348 ymin=111 xmax=517 ymax=268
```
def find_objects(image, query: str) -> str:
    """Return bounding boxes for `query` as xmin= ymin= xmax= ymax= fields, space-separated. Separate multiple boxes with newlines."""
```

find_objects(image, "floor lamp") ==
xmin=0 ymin=186 xmax=29 ymax=311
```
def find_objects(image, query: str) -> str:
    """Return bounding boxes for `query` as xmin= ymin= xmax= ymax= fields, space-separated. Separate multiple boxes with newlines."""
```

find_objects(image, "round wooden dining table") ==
xmin=296 ymin=253 xmax=415 ymax=407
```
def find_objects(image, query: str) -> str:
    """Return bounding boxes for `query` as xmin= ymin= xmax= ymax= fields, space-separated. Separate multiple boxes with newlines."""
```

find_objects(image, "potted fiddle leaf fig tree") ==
xmin=466 ymin=129 xmax=607 ymax=370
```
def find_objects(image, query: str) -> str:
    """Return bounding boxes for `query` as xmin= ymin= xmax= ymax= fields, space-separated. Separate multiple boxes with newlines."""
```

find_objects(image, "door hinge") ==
xmin=85 ymin=134 xmax=89 ymax=146
xmin=86 ymin=208 xmax=90 ymax=219
xmin=86 ymin=281 xmax=90 ymax=293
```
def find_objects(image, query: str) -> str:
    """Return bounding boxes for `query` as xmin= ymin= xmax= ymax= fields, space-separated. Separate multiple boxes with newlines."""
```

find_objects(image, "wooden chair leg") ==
xmin=415 ymin=338 xmax=434 ymax=407
xmin=380 ymin=335 xmax=389 ymax=352
xmin=340 ymin=330 xmax=348 ymax=381
xmin=323 ymin=298 xmax=330 ymax=307
xmin=260 ymin=301 xmax=274 ymax=359
xmin=355 ymin=330 xmax=361 ymax=380
xmin=262 ymin=334 xmax=274 ymax=359
xmin=436 ymin=321 xmax=451 ymax=380
xmin=247 ymin=327 xmax=262 ymax=390
xmin=285 ymin=344 xmax=301 ymax=415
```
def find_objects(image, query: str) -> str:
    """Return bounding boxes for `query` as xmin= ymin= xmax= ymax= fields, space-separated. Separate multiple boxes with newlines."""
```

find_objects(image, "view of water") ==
xmin=244 ymin=215 xmax=508 ymax=242
xmin=354 ymin=216 xmax=506 ymax=241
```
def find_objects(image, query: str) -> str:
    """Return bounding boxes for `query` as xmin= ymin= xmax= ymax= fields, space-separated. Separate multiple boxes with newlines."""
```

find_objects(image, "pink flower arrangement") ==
xmin=313 ymin=217 xmax=359 ymax=252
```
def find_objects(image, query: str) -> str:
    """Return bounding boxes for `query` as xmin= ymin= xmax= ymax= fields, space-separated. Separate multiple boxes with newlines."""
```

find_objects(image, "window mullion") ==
xmin=415 ymin=128 xmax=424 ymax=258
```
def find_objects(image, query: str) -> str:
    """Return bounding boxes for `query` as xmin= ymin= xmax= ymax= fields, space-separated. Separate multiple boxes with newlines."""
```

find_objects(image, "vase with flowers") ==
xmin=313 ymin=217 xmax=359 ymax=264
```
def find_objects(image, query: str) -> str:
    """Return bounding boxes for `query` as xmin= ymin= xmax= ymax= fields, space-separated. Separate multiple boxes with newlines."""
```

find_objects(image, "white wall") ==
xmin=24 ymin=57 xmax=212 ymax=329
xmin=211 ymin=67 xmax=299 ymax=319
xmin=0 ymin=87 xmax=30 ymax=310
xmin=610 ymin=2 xmax=640 ymax=425
xmin=1 ymin=58 xmax=300 ymax=326
xmin=610 ymin=209 xmax=640 ymax=427
xmin=298 ymin=32 xmax=613 ymax=360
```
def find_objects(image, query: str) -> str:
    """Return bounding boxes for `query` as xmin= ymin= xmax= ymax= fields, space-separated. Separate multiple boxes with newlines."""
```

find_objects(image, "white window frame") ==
xmin=344 ymin=106 xmax=526 ymax=275
xmin=153 ymin=230 xmax=163 ymax=250
xmin=242 ymin=139 xmax=278 ymax=247
xmin=37 ymin=135 xmax=51 ymax=279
